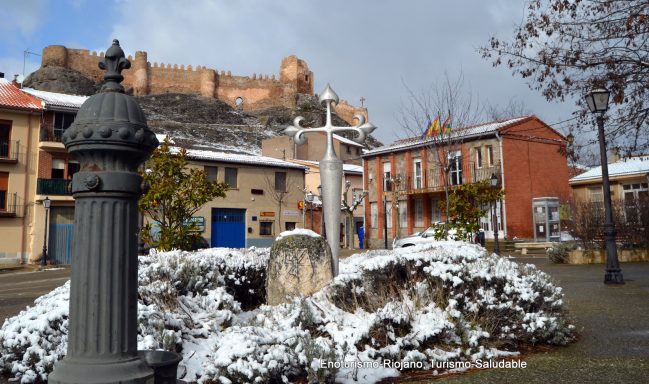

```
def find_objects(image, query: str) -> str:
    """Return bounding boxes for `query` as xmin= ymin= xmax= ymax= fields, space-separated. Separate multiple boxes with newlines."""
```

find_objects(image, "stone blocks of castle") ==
xmin=41 ymin=45 xmax=316 ymax=112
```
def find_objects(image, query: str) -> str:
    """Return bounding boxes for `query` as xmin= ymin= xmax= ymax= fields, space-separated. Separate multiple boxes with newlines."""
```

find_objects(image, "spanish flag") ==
xmin=430 ymin=115 xmax=441 ymax=136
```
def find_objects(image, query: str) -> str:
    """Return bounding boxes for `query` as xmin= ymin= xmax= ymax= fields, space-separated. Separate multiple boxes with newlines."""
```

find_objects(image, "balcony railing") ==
xmin=0 ymin=191 xmax=22 ymax=217
xmin=0 ymin=140 xmax=20 ymax=162
xmin=40 ymin=124 xmax=65 ymax=143
xmin=37 ymin=178 xmax=72 ymax=195
xmin=389 ymin=162 xmax=502 ymax=194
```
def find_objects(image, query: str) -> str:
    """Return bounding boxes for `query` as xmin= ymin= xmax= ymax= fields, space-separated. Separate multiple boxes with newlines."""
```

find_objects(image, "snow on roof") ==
xmin=21 ymin=87 xmax=88 ymax=111
xmin=333 ymin=133 xmax=364 ymax=148
xmin=295 ymin=159 xmax=363 ymax=174
xmin=570 ymin=156 xmax=649 ymax=183
xmin=0 ymin=79 xmax=42 ymax=111
xmin=183 ymin=147 xmax=307 ymax=170
xmin=363 ymin=116 xmax=531 ymax=157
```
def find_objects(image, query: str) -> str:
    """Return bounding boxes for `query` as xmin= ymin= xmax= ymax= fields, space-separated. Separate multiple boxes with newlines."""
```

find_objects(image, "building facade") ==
xmin=362 ymin=116 xmax=571 ymax=249
xmin=0 ymin=78 xmax=43 ymax=266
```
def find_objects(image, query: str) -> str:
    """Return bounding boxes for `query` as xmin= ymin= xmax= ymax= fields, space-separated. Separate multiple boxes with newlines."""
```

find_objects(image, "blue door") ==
xmin=211 ymin=208 xmax=246 ymax=248
xmin=50 ymin=223 xmax=74 ymax=265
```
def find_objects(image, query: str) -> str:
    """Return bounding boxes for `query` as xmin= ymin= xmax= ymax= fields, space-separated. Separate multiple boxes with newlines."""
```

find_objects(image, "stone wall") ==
xmin=568 ymin=249 xmax=649 ymax=264
xmin=41 ymin=46 xmax=328 ymax=113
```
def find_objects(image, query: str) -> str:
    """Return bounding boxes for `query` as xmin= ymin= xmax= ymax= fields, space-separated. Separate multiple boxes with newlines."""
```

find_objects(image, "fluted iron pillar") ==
xmin=48 ymin=39 xmax=158 ymax=384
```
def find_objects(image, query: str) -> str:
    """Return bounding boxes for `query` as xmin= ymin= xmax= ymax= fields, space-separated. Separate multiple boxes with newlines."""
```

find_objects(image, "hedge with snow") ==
xmin=0 ymin=242 xmax=574 ymax=383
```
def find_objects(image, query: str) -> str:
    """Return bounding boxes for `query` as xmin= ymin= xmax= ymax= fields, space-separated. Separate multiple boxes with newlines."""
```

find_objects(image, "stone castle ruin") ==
xmin=39 ymin=45 xmax=367 ymax=123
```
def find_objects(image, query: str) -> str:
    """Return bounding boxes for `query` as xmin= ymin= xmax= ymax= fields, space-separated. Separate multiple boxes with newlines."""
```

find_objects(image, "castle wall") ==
xmin=40 ymin=45 xmax=320 ymax=113
xmin=332 ymin=100 xmax=368 ymax=126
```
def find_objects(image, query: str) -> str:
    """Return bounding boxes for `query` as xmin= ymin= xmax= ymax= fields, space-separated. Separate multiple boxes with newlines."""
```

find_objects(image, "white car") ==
xmin=393 ymin=224 xmax=462 ymax=248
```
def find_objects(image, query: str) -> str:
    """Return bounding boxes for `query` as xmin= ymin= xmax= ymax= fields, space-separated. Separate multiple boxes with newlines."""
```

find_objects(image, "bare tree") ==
xmin=481 ymin=0 xmax=649 ymax=154
xmin=397 ymin=72 xmax=483 ymax=234
xmin=264 ymin=172 xmax=301 ymax=234
xmin=485 ymin=97 xmax=532 ymax=121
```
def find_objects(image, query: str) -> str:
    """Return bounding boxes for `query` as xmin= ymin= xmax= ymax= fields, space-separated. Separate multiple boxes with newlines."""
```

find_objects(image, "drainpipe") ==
xmin=495 ymin=132 xmax=507 ymax=239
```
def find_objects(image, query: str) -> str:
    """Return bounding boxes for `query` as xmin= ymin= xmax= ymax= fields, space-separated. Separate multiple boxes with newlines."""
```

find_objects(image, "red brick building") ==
xmin=361 ymin=116 xmax=571 ymax=248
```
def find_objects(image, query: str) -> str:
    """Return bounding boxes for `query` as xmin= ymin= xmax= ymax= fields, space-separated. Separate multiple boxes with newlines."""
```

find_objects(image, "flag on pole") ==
xmin=421 ymin=116 xmax=433 ymax=139
xmin=431 ymin=115 xmax=441 ymax=136
xmin=442 ymin=114 xmax=452 ymax=134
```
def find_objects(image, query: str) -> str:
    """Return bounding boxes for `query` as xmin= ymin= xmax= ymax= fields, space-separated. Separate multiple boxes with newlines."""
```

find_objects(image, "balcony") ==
xmin=0 ymin=140 xmax=19 ymax=164
xmin=37 ymin=178 xmax=72 ymax=195
xmin=0 ymin=191 xmax=23 ymax=217
xmin=39 ymin=125 xmax=66 ymax=151
xmin=392 ymin=162 xmax=502 ymax=194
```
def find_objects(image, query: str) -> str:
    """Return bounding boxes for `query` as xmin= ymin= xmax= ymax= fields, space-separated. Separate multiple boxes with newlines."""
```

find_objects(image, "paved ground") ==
xmin=388 ymin=258 xmax=649 ymax=384
xmin=0 ymin=267 xmax=70 ymax=324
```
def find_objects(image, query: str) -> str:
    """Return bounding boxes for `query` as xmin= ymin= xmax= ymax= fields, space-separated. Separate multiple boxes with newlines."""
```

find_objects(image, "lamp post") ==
xmin=490 ymin=173 xmax=500 ymax=255
xmin=41 ymin=197 xmax=51 ymax=267
xmin=585 ymin=87 xmax=623 ymax=284
xmin=285 ymin=85 xmax=376 ymax=276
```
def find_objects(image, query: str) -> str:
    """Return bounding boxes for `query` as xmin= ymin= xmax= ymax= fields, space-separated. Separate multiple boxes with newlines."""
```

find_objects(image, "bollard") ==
xmin=48 ymin=39 xmax=159 ymax=384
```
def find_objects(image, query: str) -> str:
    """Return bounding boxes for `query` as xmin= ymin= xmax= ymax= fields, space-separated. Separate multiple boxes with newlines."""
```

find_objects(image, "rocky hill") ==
xmin=23 ymin=67 xmax=382 ymax=155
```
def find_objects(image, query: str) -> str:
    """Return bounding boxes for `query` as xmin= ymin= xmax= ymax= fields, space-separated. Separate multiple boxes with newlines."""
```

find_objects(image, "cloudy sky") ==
xmin=0 ymin=0 xmax=578 ymax=144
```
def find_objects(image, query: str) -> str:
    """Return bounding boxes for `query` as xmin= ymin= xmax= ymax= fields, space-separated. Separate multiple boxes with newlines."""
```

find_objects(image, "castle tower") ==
xmin=280 ymin=55 xmax=314 ymax=96
xmin=42 ymin=45 xmax=68 ymax=67
xmin=200 ymin=68 xmax=217 ymax=98
xmin=132 ymin=51 xmax=149 ymax=96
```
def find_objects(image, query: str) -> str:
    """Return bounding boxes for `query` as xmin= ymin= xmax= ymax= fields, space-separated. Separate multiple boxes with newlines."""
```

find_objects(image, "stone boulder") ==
xmin=266 ymin=231 xmax=333 ymax=305
xmin=23 ymin=66 xmax=99 ymax=96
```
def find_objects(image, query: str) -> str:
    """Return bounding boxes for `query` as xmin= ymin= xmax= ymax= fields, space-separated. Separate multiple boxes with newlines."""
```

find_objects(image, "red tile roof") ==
xmin=0 ymin=79 xmax=43 ymax=112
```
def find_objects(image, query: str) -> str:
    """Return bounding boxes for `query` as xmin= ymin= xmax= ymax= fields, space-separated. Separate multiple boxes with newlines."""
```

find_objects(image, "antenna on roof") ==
xmin=23 ymin=49 xmax=41 ymax=85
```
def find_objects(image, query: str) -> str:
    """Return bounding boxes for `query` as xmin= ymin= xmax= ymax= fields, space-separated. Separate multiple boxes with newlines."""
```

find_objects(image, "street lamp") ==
xmin=41 ymin=197 xmax=51 ymax=267
xmin=285 ymin=85 xmax=376 ymax=276
xmin=586 ymin=87 xmax=623 ymax=284
xmin=490 ymin=174 xmax=500 ymax=255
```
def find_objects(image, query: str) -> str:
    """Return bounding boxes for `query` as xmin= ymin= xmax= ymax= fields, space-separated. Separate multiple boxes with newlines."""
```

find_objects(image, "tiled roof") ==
xmin=180 ymin=147 xmax=307 ymax=170
xmin=0 ymin=79 xmax=43 ymax=112
xmin=295 ymin=159 xmax=363 ymax=174
xmin=363 ymin=116 xmax=531 ymax=157
xmin=570 ymin=156 xmax=649 ymax=183
xmin=22 ymin=88 xmax=88 ymax=111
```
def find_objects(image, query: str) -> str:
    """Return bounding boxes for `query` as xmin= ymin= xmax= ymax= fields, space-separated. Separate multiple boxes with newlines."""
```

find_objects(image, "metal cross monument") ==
xmin=284 ymin=84 xmax=376 ymax=276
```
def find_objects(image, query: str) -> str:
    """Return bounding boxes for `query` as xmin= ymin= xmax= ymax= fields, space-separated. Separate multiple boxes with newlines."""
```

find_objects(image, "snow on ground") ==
xmin=0 ymin=242 xmax=575 ymax=383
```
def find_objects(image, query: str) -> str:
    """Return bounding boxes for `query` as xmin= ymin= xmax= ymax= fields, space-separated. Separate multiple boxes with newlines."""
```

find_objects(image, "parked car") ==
xmin=393 ymin=223 xmax=464 ymax=248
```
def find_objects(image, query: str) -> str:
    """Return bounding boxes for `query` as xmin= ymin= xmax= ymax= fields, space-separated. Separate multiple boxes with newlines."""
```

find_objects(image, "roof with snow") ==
xmin=183 ymin=148 xmax=307 ymax=170
xmin=21 ymin=88 xmax=88 ymax=112
xmin=0 ymin=79 xmax=43 ymax=112
xmin=293 ymin=159 xmax=362 ymax=174
xmin=570 ymin=156 xmax=649 ymax=183
xmin=363 ymin=116 xmax=532 ymax=157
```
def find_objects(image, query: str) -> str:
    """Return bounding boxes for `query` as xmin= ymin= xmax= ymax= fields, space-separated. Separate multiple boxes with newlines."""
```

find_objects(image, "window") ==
xmin=356 ymin=147 xmax=362 ymax=156
xmin=346 ymin=145 xmax=351 ymax=154
xmin=225 ymin=167 xmax=238 ymax=188
xmin=623 ymin=183 xmax=649 ymax=222
xmin=399 ymin=199 xmax=408 ymax=228
xmin=413 ymin=159 xmax=422 ymax=189
xmin=68 ymin=161 xmax=80 ymax=178
xmin=52 ymin=159 xmax=66 ymax=179
xmin=475 ymin=147 xmax=483 ymax=168
xmin=370 ymin=202 xmax=378 ymax=227
xmin=0 ymin=172 xmax=7 ymax=210
xmin=414 ymin=198 xmax=424 ymax=227
xmin=431 ymin=198 xmax=441 ymax=222
xmin=0 ymin=122 xmax=10 ymax=158
xmin=486 ymin=145 xmax=494 ymax=166
xmin=588 ymin=187 xmax=603 ymax=202
xmin=275 ymin=172 xmax=287 ymax=192
xmin=205 ymin=166 xmax=218 ymax=182
xmin=285 ymin=222 xmax=296 ymax=231
xmin=53 ymin=112 xmax=75 ymax=140
xmin=448 ymin=151 xmax=462 ymax=185
xmin=383 ymin=163 xmax=392 ymax=191
xmin=260 ymin=221 xmax=274 ymax=236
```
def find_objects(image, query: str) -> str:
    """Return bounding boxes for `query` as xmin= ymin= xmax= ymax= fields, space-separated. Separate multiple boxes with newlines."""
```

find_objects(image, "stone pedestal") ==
xmin=266 ymin=234 xmax=333 ymax=305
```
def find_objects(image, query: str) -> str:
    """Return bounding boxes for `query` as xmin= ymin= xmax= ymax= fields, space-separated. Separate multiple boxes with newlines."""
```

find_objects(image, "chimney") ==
xmin=12 ymin=74 xmax=20 ymax=88
xmin=0 ymin=72 xmax=4 ymax=78
xmin=608 ymin=147 xmax=620 ymax=164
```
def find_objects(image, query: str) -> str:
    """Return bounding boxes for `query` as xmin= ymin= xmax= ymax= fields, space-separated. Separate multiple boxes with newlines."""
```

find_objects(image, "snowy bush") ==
xmin=0 ymin=242 xmax=575 ymax=384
